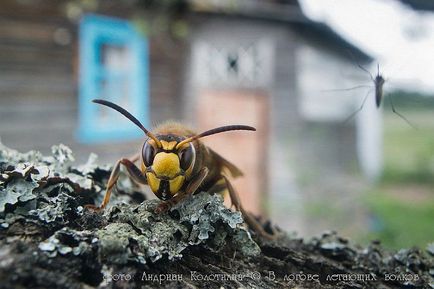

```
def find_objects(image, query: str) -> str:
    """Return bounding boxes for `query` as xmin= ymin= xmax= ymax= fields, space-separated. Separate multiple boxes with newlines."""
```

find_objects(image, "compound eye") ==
xmin=180 ymin=145 xmax=194 ymax=171
xmin=142 ymin=142 xmax=155 ymax=167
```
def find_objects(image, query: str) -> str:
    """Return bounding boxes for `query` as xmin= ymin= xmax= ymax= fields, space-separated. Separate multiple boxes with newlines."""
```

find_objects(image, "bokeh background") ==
xmin=0 ymin=0 xmax=433 ymax=249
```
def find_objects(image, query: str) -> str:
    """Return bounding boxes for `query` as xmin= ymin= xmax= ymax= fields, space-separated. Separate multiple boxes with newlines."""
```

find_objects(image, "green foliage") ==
xmin=385 ymin=90 xmax=434 ymax=110
xmin=360 ymin=104 xmax=434 ymax=249
xmin=362 ymin=189 xmax=434 ymax=249
xmin=382 ymin=107 xmax=434 ymax=185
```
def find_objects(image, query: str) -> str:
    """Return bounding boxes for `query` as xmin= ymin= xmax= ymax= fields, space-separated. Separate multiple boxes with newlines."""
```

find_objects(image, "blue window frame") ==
xmin=77 ymin=14 xmax=149 ymax=143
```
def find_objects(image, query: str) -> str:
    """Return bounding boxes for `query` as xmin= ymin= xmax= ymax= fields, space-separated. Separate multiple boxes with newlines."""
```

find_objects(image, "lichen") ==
xmin=0 ymin=170 xmax=38 ymax=213
xmin=1 ymin=144 xmax=433 ymax=289
xmin=0 ymin=142 xmax=113 ymax=228
xmin=38 ymin=227 xmax=96 ymax=260
xmin=0 ymin=143 xmax=260 ymax=268
xmin=96 ymin=193 xmax=260 ymax=264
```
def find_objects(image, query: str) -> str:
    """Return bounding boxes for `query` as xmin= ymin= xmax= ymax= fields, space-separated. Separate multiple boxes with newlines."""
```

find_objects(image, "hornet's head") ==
xmin=141 ymin=134 xmax=196 ymax=200
xmin=92 ymin=99 xmax=255 ymax=201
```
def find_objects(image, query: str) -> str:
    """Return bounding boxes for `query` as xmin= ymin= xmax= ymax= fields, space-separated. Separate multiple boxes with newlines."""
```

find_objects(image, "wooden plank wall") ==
xmin=0 ymin=1 xmax=78 ymax=156
xmin=0 ymin=0 xmax=187 ymax=164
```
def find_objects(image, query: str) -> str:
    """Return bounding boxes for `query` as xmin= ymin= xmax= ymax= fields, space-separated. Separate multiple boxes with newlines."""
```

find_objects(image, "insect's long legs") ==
xmin=344 ymin=89 xmax=373 ymax=123
xmin=388 ymin=95 xmax=417 ymax=129
xmin=346 ymin=49 xmax=376 ymax=82
xmin=322 ymin=84 xmax=371 ymax=92
xmin=222 ymin=175 xmax=277 ymax=240
xmin=86 ymin=154 xmax=147 ymax=211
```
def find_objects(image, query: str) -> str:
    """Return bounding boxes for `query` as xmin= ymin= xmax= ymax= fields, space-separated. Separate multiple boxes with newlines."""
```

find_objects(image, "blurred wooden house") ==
xmin=0 ymin=0 xmax=376 ymax=233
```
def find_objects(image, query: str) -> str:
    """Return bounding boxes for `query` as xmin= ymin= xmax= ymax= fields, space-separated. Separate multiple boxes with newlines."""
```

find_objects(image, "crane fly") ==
xmin=351 ymin=62 xmax=415 ymax=129
xmin=326 ymin=61 xmax=415 ymax=129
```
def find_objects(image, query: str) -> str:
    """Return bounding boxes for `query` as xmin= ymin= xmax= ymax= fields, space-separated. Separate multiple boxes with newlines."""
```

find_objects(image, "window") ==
xmin=77 ymin=14 xmax=149 ymax=142
xmin=193 ymin=41 xmax=272 ymax=88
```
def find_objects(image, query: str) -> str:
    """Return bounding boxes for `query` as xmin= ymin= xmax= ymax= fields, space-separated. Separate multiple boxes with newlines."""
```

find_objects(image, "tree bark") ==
xmin=0 ymin=144 xmax=432 ymax=288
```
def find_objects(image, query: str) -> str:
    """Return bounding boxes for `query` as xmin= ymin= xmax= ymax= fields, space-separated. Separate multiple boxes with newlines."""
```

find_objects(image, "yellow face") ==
xmin=141 ymin=136 xmax=196 ymax=200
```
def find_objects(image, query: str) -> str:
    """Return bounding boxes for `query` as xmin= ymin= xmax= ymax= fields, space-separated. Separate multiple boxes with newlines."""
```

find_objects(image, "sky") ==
xmin=299 ymin=0 xmax=434 ymax=95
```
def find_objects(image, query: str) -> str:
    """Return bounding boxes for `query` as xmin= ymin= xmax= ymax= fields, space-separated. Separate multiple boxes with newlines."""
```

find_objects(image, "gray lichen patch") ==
xmin=1 ymin=144 xmax=434 ymax=289
xmin=97 ymin=222 xmax=139 ymax=264
xmin=96 ymin=193 xmax=260 ymax=265
xmin=0 ymin=143 xmax=114 ymax=228
xmin=38 ymin=227 xmax=95 ymax=257
xmin=0 ymin=176 xmax=38 ymax=213
xmin=1 ymin=143 xmax=260 ymax=268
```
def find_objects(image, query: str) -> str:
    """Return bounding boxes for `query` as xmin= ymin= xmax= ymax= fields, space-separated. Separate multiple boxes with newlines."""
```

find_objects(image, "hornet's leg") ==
xmin=222 ymin=175 xmax=277 ymax=240
xmin=155 ymin=167 xmax=209 ymax=214
xmin=123 ymin=154 xmax=145 ymax=185
xmin=85 ymin=156 xmax=147 ymax=212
